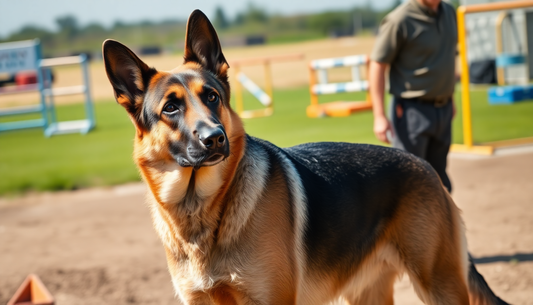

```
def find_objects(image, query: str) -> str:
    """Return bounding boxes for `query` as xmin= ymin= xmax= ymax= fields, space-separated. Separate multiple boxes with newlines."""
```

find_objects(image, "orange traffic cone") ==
xmin=7 ymin=274 xmax=54 ymax=305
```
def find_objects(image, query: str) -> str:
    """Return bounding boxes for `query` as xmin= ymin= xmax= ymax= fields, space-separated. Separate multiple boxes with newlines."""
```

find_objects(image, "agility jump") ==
xmin=307 ymin=54 xmax=372 ymax=118
xmin=0 ymin=39 xmax=95 ymax=137
xmin=237 ymin=72 xmax=271 ymax=108
xmin=232 ymin=53 xmax=303 ymax=119
xmin=454 ymin=0 xmax=533 ymax=155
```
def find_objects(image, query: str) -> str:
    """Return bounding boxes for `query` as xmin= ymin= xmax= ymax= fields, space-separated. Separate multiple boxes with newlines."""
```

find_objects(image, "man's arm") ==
xmin=369 ymin=60 xmax=393 ymax=144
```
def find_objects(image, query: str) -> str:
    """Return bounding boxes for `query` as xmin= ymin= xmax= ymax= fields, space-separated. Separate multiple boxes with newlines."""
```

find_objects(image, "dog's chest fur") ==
xmin=148 ymin=140 xmax=271 ymax=290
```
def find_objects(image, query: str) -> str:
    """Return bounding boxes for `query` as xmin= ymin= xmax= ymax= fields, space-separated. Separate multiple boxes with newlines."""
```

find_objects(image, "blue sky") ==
xmin=0 ymin=0 xmax=395 ymax=38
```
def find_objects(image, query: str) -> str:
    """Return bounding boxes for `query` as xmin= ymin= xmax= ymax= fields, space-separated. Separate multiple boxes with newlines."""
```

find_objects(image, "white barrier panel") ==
xmin=312 ymin=80 xmax=369 ymax=95
xmin=310 ymin=54 xmax=368 ymax=70
xmin=237 ymin=72 xmax=272 ymax=107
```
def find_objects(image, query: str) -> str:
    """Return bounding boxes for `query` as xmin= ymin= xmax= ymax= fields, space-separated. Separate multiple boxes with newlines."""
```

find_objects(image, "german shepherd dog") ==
xmin=103 ymin=10 xmax=508 ymax=305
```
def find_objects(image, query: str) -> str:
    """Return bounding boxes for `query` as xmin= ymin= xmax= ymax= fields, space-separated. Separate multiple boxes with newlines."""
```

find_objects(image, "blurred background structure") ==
xmin=0 ymin=0 xmax=532 ymax=195
xmin=0 ymin=0 xmax=409 ymax=58
xmin=0 ymin=0 xmax=423 ymax=195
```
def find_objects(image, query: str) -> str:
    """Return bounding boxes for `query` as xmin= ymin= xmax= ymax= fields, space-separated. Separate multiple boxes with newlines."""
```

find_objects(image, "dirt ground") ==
xmin=0 ymin=147 xmax=532 ymax=305
xmin=0 ymin=37 xmax=375 ymax=108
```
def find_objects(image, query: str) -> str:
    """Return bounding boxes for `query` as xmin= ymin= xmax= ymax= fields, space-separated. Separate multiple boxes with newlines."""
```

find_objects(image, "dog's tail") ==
xmin=467 ymin=254 xmax=510 ymax=305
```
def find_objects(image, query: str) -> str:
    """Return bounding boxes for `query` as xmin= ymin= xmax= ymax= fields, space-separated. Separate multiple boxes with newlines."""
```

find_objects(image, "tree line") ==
xmin=0 ymin=2 xmax=408 ymax=57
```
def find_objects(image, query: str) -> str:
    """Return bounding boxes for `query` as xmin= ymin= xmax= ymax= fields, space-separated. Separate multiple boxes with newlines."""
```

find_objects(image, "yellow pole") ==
xmin=495 ymin=11 xmax=508 ymax=85
xmin=234 ymin=65 xmax=244 ymax=115
xmin=457 ymin=6 xmax=474 ymax=148
xmin=461 ymin=0 xmax=533 ymax=13
xmin=309 ymin=64 xmax=319 ymax=106
xmin=264 ymin=60 xmax=273 ymax=112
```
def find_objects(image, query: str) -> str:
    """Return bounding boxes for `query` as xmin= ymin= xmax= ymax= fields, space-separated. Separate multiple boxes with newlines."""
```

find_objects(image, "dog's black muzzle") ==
xmin=197 ymin=124 xmax=226 ymax=151
xmin=176 ymin=123 xmax=229 ymax=169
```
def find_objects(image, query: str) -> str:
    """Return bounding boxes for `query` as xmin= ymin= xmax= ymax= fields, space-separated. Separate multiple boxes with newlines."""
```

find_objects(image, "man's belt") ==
xmin=400 ymin=96 xmax=451 ymax=107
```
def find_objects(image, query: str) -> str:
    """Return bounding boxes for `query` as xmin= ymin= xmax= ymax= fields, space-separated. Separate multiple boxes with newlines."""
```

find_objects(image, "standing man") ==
xmin=369 ymin=0 xmax=457 ymax=192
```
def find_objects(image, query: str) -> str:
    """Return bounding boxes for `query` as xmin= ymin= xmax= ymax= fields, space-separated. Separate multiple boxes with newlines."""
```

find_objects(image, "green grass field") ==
xmin=1 ymin=87 xmax=533 ymax=196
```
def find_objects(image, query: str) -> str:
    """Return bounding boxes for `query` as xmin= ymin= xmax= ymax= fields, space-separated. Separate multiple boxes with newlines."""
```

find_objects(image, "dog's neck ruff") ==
xmin=179 ymin=168 xmax=204 ymax=216
xmin=215 ymin=138 xmax=270 ymax=246
xmin=151 ymin=137 xmax=269 ymax=251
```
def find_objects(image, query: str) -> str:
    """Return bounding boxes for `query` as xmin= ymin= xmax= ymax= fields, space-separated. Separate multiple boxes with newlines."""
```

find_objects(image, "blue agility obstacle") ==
xmin=0 ymin=40 xmax=47 ymax=132
xmin=0 ymin=39 xmax=95 ymax=136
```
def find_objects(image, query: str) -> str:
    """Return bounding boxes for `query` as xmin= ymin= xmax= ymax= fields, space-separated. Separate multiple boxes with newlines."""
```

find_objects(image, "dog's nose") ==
xmin=198 ymin=127 xmax=226 ymax=149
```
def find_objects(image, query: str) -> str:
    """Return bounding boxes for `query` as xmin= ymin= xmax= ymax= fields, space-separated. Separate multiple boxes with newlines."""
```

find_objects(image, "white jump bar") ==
xmin=311 ymin=55 xmax=368 ymax=70
xmin=237 ymin=72 xmax=272 ymax=107
xmin=41 ymin=55 xmax=85 ymax=67
xmin=43 ymin=85 xmax=86 ymax=97
xmin=312 ymin=81 xmax=369 ymax=94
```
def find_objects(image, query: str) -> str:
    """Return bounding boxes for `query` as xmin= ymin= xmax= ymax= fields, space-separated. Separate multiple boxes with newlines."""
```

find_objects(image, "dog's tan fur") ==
xmin=103 ymin=10 xmax=508 ymax=305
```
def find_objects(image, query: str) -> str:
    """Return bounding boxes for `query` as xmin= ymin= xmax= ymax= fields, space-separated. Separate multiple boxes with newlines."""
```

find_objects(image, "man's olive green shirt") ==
xmin=371 ymin=0 xmax=457 ymax=99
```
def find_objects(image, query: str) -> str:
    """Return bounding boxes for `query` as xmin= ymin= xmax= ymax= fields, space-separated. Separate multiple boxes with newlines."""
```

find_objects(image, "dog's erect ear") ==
xmin=102 ymin=39 xmax=156 ymax=117
xmin=184 ymin=10 xmax=229 ymax=81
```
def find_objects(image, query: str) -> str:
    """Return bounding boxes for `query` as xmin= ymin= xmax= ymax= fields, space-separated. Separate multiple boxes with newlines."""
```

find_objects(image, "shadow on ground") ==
xmin=472 ymin=252 xmax=533 ymax=264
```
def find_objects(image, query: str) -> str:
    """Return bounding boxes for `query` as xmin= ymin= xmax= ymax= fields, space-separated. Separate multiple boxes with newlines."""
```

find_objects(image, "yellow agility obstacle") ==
xmin=307 ymin=54 xmax=372 ymax=118
xmin=232 ymin=53 xmax=303 ymax=119
xmin=454 ymin=0 xmax=533 ymax=155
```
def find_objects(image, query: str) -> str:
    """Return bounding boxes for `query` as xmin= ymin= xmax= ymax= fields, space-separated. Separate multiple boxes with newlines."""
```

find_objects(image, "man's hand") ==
xmin=369 ymin=61 xmax=392 ymax=144
xmin=374 ymin=114 xmax=393 ymax=144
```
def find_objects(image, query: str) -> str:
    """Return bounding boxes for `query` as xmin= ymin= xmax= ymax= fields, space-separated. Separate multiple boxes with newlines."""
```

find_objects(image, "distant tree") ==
xmin=160 ymin=19 xmax=186 ymax=26
xmin=307 ymin=12 xmax=350 ymax=35
xmin=82 ymin=23 xmax=107 ymax=36
xmin=56 ymin=15 xmax=79 ymax=40
xmin=234 ymin=13 xmax=245 ymax=25
xmin=6 ymin=25 xmax=54 ymax=44
xmin=1 ymin=3 xmax=399 ymax=56
xmin=235 ymin=3 xmax=268 ymax=25
xmin=139 ymin=20 xmax=154 ymax=27
xmin=246 ymin=3 xmax=268 ymax=23
xmin=351 ymin=6 xmax=381 ymax=30
xmin=447 ymin=0 xmax=460 ymax=9
xmin=112 ymin=20 xmax=128 ymax=30
xmin=213 ymin=6 xmax=230 ymax=29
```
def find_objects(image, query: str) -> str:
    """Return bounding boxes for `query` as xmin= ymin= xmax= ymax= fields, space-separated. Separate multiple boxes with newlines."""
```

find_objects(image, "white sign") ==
xmin=0 ymin=40 xmax=40 ymax=73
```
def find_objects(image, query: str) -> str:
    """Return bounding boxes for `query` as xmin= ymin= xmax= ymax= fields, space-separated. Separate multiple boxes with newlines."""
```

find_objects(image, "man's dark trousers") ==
xmin=391 ymin=97 xmax=453 ymax=193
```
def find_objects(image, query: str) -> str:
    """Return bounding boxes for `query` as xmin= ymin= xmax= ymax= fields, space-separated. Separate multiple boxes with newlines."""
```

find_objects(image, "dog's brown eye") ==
xmin=207 ymin=92 xmax=219 ymax=103
xmin=163 ymin=103 xmax=178 ymax=113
